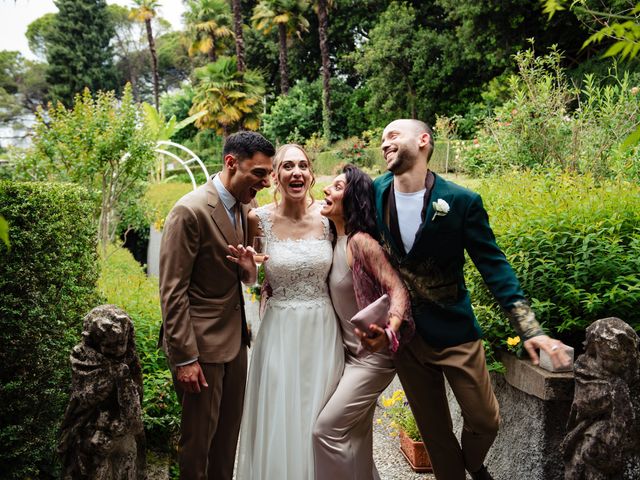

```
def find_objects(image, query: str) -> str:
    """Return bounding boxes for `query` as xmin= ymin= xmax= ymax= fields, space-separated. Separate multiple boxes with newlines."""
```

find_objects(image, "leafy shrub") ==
xmin=0 ymin=181 xmax=100 ymax=478
xmin=335 ymin=138 xmax=375 ymax=169
xmin=98 ymin=245 xmax=179 ymax=448
xmin=12 ymin=85 xmax=155 ymax=252
xmin=464 ymin=47 xmax=640 ymax=180
xmin=467 ymin=171 xmax=640 ymax=353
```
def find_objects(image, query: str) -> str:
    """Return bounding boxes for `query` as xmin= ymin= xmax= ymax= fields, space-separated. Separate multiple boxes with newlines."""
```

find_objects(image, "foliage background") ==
xmin=98 ymin=245 xmax=179 ymax=449
xmin=0 ymin=182 xmax=100 ymax=478
xmin=467 ymin=171 xmax=640 ymax=355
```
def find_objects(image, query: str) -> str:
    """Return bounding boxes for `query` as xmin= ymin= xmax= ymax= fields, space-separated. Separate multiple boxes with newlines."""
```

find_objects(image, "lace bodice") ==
xmin=255 ymin=206 xmax=333 ymax=308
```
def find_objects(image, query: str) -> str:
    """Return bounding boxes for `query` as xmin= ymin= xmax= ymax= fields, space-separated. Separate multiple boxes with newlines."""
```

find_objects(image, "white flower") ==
xmin=432 ymin=198 xmax=450 ymax=221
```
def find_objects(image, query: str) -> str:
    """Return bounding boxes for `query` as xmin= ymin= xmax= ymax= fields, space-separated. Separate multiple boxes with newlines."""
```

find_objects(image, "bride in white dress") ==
xmin=236 ymin=144 xmax=344 ymax=480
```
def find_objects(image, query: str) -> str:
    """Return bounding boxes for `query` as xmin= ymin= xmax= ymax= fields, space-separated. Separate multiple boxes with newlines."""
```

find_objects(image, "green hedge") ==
xmin=466 ymin=171 xmax=640 ymax=353
xmin=315 ymin=141 xmax=464 ymax=175
xmin=98 ymin=245 xmax=179 ymax=448
xmin=0 ymin=182 xmax=100 ymax=478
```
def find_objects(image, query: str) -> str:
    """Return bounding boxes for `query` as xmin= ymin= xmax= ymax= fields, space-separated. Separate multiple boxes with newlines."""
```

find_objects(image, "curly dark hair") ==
xmin=342 ymin=164 xmax=378 ymax=241
xmin=223 ymin=131 xmax=275 ymax=160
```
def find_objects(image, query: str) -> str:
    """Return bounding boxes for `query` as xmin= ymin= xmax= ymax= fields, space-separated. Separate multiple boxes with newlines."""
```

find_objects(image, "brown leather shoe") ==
xmin=470 ymin=465 xmax=494 ymax=480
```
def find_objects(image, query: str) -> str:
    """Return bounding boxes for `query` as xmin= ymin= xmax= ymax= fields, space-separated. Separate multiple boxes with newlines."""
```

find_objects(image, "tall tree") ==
xmin=231 ymin=0 xmax=246 ymax=72
xmin=0 ymin=50 xmax=49 ymax=122
xmin=190 ymin=56 xmax=265 ymax=137
xmin=25 ymin=13 xmax=56 ymax=60
xmin=314 ymin=0 xmax=332 ymax=140
xmin=130 ymin=0 xmax=161 ymax=109
xmin=45 ymin=0 xmax=117 ymax=106
xmin=184 ymin=0 xmax=234 ymax=63
xmin=355 ymin=1 xmax=419 ymax=122
xmin=252 ymin=0 xmax=310 ymax=94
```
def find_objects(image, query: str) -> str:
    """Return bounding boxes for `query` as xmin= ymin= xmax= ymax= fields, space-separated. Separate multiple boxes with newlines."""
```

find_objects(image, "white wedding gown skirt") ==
xmin=237 ymin=208 xmax=344 ymax=480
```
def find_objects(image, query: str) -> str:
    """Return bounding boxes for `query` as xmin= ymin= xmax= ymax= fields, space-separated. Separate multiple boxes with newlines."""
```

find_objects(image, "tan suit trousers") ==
xmin=173 ymin=346 xmax=248 ymax=480
xmin=394 ymin=336 xmax=499 ymax=480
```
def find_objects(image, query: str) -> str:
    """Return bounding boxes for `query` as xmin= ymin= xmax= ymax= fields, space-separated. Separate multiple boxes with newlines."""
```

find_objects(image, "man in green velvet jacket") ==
xmin=367 ymin=119 xmax=570 ymax=480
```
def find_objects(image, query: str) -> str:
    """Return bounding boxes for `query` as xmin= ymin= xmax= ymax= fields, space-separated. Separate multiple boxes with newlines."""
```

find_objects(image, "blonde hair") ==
xmin=272 ymin=144 xmax=316 ymax=205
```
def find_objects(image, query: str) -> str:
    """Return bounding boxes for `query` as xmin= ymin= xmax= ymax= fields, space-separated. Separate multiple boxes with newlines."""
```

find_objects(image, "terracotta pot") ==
xmin=399 ymin=430 xmax=433 ymax=473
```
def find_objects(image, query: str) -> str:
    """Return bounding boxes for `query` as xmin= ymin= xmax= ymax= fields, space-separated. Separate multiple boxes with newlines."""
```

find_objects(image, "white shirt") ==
xmin=394 ymin=188 xmax=426 ymax=254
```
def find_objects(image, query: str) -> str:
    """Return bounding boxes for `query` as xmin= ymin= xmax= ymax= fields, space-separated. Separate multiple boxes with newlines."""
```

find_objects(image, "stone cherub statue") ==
xmin=58 ymin=305 xmax=145 ymax=479
xmin=562 ymin=317 xmax=640 ymax=480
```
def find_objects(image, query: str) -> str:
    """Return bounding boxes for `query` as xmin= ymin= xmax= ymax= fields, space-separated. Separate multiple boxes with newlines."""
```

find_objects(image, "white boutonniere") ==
xmin=431 ymin=198 xmax=450 ymax=221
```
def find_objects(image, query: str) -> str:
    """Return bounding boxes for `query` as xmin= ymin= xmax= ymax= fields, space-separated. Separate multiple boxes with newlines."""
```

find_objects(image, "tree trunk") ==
xmin=317 ymin=0 xmax=331 ymax=141
xmin=145 ymin=19 xmax=159 ymax=110
xmin=278 ymin=23 xmax=289 ymax=94
xmin=232 ymin=0 xmax=246 ymax=72
xmin=208 ymin=33 xmax=218 ymax=62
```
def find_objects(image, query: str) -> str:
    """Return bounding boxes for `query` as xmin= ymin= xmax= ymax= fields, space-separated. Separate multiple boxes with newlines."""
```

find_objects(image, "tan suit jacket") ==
xmin=159 ymin=179 xmax=250 ymax=366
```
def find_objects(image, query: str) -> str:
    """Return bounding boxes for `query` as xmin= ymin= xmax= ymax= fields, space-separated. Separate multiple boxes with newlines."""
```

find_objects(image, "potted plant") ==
xmin=381 ymin=389 xmax=432 ymax=473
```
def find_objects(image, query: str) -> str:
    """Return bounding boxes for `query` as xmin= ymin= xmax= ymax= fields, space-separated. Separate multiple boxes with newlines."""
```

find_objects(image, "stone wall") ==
xmin=446 ymin=353 xmax=574 ymax=480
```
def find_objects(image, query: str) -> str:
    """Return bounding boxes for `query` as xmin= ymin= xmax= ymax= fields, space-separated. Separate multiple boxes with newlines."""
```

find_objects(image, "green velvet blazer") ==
xmin=373 ymin=171 xmax=530 ymax=348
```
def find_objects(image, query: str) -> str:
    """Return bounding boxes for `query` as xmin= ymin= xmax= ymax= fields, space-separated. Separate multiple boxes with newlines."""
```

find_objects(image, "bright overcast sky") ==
xmin=0 ymin=0 xmax=185 ymax=60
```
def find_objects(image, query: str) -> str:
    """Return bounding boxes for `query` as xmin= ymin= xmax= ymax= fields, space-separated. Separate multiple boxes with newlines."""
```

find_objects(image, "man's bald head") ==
xmin=382 ymin=119 xmax=435 ymax=166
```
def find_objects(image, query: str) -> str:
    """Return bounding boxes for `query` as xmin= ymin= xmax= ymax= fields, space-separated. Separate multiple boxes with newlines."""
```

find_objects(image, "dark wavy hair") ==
xmin=223 ymin=130 xmax=275 ymax=160
xmin=342 ymin=164 xmax=378 ymax=241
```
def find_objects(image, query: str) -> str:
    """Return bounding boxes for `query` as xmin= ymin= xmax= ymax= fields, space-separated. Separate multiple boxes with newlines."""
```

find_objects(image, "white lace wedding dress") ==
xmin=236 ymin=206 xmax=344 ymax=480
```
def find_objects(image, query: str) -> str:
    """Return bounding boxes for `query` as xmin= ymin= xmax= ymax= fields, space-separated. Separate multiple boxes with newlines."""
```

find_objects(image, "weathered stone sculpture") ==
xmin=562 ymin=317 xmax=640 ymax=480
xmin=58 ymin=305 xmax=145 ymax=479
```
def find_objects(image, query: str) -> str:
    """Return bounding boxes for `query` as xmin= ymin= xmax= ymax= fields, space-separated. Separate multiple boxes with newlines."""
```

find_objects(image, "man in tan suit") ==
xmin=159 ymin=131 xmax=275 ymax=479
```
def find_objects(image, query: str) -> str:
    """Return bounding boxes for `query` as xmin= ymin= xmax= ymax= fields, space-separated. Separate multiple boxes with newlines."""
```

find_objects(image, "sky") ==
xmin=0 ymin=0 xmax=185 ymax=60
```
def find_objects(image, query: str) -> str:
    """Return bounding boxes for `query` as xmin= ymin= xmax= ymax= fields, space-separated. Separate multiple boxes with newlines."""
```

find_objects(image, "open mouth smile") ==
xmin=289 ymin=181 xmax=305 ymax=192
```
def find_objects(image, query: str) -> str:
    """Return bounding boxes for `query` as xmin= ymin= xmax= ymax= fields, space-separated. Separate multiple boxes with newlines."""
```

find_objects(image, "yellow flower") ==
xmin=376 ymin=419 xmax=382 ymax=425
xmin=251 ymin=293 xmax=257 ymax=303
xmin=507 ymin=336 xmax=521 ymax=346
xmin=153 ymin=217 xmax=165 ymax=231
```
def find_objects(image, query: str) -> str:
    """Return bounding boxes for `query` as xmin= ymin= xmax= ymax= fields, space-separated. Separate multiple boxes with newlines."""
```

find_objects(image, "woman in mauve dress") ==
xmin=313 ymin=164 xmax=415 ymax=480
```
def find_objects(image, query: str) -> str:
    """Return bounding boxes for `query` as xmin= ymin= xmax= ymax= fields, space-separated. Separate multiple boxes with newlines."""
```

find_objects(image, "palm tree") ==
xmin=184 ymin=0 xmax=234 ymax=63
xmin=130 ymin=0 xmax=161 ymax=109
xmin=190 ymin=56 xmax=265 ymax=137
xmin=314 ymin=0 xmax=333 ymax=140
xmin=252 ymin=0 xmax=310 ymax=95
xmin=230 ymin=0 xmax=246 ymax=72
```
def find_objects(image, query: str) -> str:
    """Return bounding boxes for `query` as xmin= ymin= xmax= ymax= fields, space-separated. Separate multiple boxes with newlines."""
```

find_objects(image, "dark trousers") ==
xmin=395 ymin=337 xmax=500 ymax=480
xmin=173 ymin=346 xmax=247 ymax=480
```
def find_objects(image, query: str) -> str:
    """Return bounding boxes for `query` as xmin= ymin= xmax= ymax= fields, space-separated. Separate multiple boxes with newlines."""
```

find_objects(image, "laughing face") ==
xmin=321 ymin=173 xmax=346 ymax=222
xmin=227 ymin=152 xmax=273 ymax=204
xmin=275 ymin=146 xmax=314 ymax=201
xmin=381 ymin=120 xmax=427 ymax=174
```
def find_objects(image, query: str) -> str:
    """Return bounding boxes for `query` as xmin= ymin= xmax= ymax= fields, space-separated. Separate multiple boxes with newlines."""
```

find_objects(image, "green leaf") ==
xmin=541 ymin=0 xmax=567 ymax=20
xmin=174 ymin=110 xmax=206 ymax=133
xmin=622 ymin=123 xmax=640 ymax=149
xmin=602 ymin=41 xmax=626 ymax=58
xmin=0 ymin=214 xmax=9 ymax=248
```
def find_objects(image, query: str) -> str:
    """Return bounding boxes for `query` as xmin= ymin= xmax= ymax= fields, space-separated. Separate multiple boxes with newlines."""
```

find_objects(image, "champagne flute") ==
xmin=252 ymin=236 xmax=267 ymax=287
